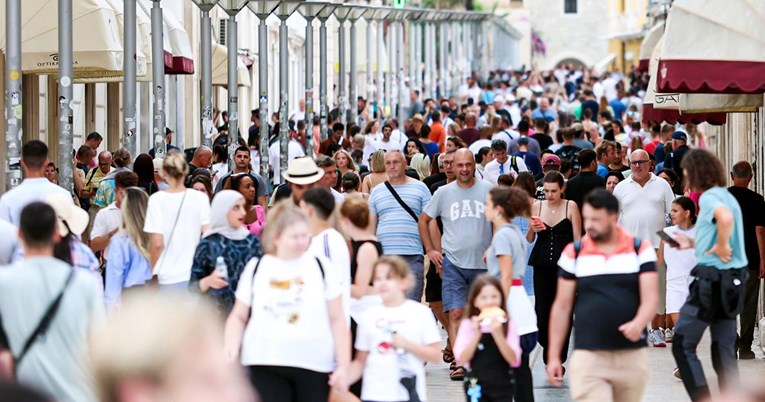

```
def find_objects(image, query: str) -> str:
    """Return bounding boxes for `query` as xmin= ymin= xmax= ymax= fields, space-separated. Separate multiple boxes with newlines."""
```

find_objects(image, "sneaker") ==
xmin=739 ymin=349 xmax=756 ymax=360
xmin=664 ymin=328 xmax=674 ymax=343
xmin=649 ymin=329 xmax=667 ymax=347
xmin=673 ymin=368 xmax=682 ymax=379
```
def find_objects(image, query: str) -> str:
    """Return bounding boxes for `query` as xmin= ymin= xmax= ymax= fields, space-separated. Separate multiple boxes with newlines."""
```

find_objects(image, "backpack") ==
xmin=509 ymin=156 xmax=519 ymax=174
xmin=573 ymin=237 xmax=642 ymax=260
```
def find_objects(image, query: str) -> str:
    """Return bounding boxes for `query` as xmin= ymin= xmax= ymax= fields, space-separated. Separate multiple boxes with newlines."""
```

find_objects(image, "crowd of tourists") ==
xmin=0 ymin=64 xmax=761 ymax=402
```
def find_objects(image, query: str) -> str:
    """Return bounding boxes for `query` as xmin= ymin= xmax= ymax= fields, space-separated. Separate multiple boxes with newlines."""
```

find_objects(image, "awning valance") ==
xmin=212 ymin=42 xmax=251 ymax=87
xmin=657 ymin=0 xmax=765 ymax=94
xmin=636 ymin=21 xmax=663 ymax=73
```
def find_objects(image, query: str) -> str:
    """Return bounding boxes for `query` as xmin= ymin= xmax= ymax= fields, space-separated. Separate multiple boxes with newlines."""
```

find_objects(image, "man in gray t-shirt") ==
xmin=419 ymin=149 xmax=493 ymax=379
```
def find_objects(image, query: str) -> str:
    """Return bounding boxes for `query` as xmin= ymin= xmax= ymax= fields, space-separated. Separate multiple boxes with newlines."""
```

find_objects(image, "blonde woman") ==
xmin=334 ymin=149 xmax=359 ymax=179
xmin=361 ymin=150 xmax=388 ymax=194
xmin=410 ymin=153 xmax=431 ymax=180
xmin=144 ymin=152 xmax=211 ymax=292
xmin=105 ymin=187 xmax=152 ymax=310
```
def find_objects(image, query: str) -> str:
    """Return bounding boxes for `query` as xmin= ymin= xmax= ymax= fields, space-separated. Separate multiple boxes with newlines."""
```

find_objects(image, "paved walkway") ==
xmin=426 ymin=329 xmax=765 ymax=401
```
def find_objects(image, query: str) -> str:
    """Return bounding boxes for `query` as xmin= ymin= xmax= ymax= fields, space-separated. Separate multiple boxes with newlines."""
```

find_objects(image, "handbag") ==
xmin=149 ymin=190 xmax=187 ymax=286
xmin=0 ymin=268 xmax=75 ymax=378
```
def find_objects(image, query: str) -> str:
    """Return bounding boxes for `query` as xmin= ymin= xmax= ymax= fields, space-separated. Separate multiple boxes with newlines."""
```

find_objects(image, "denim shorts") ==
xmin=441 ymin=256 xmax=486 ymax=312
xmin=398 ymin=255 xmax=424 ymax=302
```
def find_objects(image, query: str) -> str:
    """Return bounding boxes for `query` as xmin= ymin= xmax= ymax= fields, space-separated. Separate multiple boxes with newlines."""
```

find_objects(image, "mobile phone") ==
xmin=656 ymin=231 xmax=680 ymax=248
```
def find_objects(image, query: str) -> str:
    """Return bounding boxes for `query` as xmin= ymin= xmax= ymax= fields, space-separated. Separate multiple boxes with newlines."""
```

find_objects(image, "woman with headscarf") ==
xmin=190 ymin=190 xmax=262 ymax=314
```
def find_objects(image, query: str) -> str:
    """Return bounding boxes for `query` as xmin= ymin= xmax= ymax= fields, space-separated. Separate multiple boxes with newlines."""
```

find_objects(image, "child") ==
xmin=454 ymin=274 xmax=522 ymax=402
xmin=346 ymin=256 xmax=441 ymax=402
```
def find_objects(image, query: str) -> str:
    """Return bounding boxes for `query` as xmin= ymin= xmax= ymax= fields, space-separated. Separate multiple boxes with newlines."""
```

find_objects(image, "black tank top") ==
xmin=530 ymin=201 xmax=574 ymax=266
xmin=350 ymin=240 xmax=383 ymax=283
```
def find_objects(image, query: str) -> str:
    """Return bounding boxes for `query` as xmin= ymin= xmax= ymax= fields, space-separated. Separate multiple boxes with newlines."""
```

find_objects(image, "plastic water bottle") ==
xmin=215 ymin=256 xmax=228 ymax=280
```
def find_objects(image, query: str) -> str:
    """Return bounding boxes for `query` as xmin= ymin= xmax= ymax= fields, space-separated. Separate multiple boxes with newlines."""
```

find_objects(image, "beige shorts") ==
xmin=570 ymin=348 xmax=649 ymax=402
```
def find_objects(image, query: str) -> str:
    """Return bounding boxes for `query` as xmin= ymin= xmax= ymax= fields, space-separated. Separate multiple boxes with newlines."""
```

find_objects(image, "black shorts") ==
xmin=425 ymin=259 xmax=442 ymax=302
xmin=248 ymin=365 xmax=329 ymax=402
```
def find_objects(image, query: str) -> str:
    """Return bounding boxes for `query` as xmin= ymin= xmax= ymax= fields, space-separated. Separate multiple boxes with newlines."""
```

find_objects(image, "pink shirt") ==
xmin=453 ymin=317 xmax=522 ymax=368
xmin=245 ymin=205 xmax=266 ymax=237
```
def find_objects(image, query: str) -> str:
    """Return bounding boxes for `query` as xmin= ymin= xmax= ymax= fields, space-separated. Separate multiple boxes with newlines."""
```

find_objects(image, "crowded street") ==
xmin=2 ymin=0 xmax=765 ymax=402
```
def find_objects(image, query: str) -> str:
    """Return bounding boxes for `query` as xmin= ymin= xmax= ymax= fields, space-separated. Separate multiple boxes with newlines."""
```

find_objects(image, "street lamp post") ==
xmin=334 ymin=6 xmax=352 ymax=129
xmin=150 ymin=0 xmax=166 ymax=160
xmin=298 ymin=2 xmax=327 ymax=158
xmin=246 ymin=1 xmax=280 ymax=180
xmin=316 ymin=3 xmax=339 ymax=141
xmin=59 ymin=0 xmax=74 ymax=192
xmin=190 ymin=0 xmax=220 ymax=149
xmin=123 ymin=0 xmax=137 ymax=157
xmin=371 ymin=7 xmax=392 ymax=120
xmin=219 ymin=0 xmax=248 ymax=170
xmin=395 ymin=12 xmax=405 ymax=124
xmin=438 ymin=12 xmax=448 ymax=99
xmin=5 ymin=0 xmax=22 ymax=190
xmin=347 ymin=6 xmax=367 ymax=126
xmin=275 ymin=1 xmax=301 ymax=184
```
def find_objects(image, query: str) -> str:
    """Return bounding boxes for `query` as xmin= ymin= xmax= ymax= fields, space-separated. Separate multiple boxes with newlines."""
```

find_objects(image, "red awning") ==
xmin=656 ymin=60 xmax=765 ymax=94
xmin=642 ymin=103 xmax=727 ymax=126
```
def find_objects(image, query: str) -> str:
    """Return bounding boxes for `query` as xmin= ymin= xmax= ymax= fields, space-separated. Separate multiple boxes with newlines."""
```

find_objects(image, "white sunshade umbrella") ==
xmin=0 ymin=0 xmax=140 ymax=79
xmin=211 ymin=42 xmax=251 ymax=87
xmin=657 ymin=0 xmax=765 ymax=94
xmin=636 ymin=21 xmax=663 ymax=73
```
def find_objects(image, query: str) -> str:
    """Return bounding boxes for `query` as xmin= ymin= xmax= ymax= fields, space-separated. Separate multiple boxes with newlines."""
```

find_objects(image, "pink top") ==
xmin=453 ymin=317 xmax=522 ymax=368
xmin=245 ymin=205 xmax=266 ymax=237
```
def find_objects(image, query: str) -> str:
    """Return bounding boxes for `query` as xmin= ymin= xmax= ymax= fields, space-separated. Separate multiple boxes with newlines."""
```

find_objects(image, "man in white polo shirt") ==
xmin=613 ymin=149 xmax=675 ymax=347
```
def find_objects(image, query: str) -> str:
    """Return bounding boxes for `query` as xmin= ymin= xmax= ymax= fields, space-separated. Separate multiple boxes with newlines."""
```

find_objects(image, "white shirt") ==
xmin=362 ymin=135 xmax=380 ymax=166
xmin=235 ymin=254 xmax=341 ymax=372
xmin=483 ymin=156 xmax=530 ymax=184
xmin=0 ymin=219 xmax=18 ymax=265
xmin=289 ymin=110 xmax=305 ymax=122
xmin=663 ymin=225 xmax=697 ymax=279
xmin=355 ymin=301 xmax=441 ymax=401
xmin=309 ymin=228 xmax=351 ymax=320
xmin=268 ymin=139 xmax=307 ymax=185
xmin=379 ymin=130 xmax=407 ymax=150
xmin=0 ymin=178 xmax=72 ymax=226
xmin=614 ymin=174 xmax=675 ymax=248
xmin=468 ymin=139 xmax=492 ymax=155
xmin=90 ymin=203 xmax=122 ymax=257
xmin=211 ymin=162 xmax=229 ymax=189
xmin=492 ymin=130 xmax=516 ymax=147
xmin=143 ymin=190 xmax=211 ymax=284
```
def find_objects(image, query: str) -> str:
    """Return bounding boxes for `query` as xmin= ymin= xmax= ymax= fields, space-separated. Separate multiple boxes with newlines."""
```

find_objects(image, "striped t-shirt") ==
xmin=369 ymin=180 xmax=431 ymax=256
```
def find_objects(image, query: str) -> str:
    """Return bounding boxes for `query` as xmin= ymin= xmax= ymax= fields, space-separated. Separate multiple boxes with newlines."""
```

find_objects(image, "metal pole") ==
xmin=409 ymin=21 xmax=416 ymax=95
xmin=430 ymin=23 xmax=437 ymax=98
xmin=151 ymin=0 xmax=166 ymax=160
xmin=338 ymin=17 xmax=346 ymax=127
xmin=387 ymin=21 xmax=395 ymax=121
xmin=227 ymin=14 xmax=238 ymax=170
xmin=279 ymin=17 xmax=289 ymax=184
xmin=319 ymin=16 xmax=329 ymax=140
xmin=258 ymin=16 xmax=269 ymax=180
xmin=123 ymin=0 xmax=137 ymax=156
xmin=414 ymin=22 xmax=421 ymax=94
xmin=376 ymin=20 xmax=384 ymax=116
xmin=305 ymin=16 xmax=315 ymax=157
xmin=396 ymin=21 xmax=404 ymax=124
xmin=439 ymin=21 xmax=447 ymax=99
xmin=366 ymin=17 xmax=372 ymax=102
xmin=424 ymin=22 xmax=432 ymax=99
xmin=5 ymin=0 xmax=22 ymax=190
xmin=58 ymin=0 xmax=74 ymax=192
xmin=349 ymin=17 xmax=358 ymax=125
xmin=201 ymin=8 xmax=214 ymax=148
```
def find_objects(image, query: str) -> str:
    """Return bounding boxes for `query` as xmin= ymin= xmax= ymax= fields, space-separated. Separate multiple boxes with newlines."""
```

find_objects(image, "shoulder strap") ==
xmin=314 ymin=257 xmax=326 ymax=279
xmin=15 ymin=268 xmax=76 ymax=366
xmin=573 ymin=239 xmax=583 ymax=260
xmin=565 ymin=200 xmax=570 ymax=215
xmin=633 ymin=238 xmax=642 ymax=255
xmin=510 ymin=156 xmax=519 ymax=173
xmin=384 ymin=181 xmax=418 ymax=223
xmin=84 ymin=168 xmax=99 ymax=186
xmin=158 ymin=191 xmax=187 ymax=269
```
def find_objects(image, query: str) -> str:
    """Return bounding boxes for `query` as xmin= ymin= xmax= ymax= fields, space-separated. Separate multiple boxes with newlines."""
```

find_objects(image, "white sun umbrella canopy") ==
xmin=636 ymin=20 xmax=663 ymax=73
xmin=211 ymin=42 xmax=251 ymax=87
xmin=657 ymin=0 xmax=765 ymax=94
xmin=0 ymin=0 xmax=142 ymax=79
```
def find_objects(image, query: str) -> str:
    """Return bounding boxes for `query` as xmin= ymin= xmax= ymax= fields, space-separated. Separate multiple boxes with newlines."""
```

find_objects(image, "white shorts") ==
xmin=666 ymin=275 xmax=694 ymax=314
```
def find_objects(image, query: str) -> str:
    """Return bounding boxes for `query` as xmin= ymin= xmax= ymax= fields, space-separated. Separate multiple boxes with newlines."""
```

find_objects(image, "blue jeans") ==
xmin=441 ymin=256 xmax=486 ymax=312
xmin=398 ymin=255 xmax=424 ymax=302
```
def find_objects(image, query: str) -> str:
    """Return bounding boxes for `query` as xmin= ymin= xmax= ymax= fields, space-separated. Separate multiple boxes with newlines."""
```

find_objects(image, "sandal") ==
xmin=450 ymin=361 xmax=457 ymax=370
xmin=450 ymin=366 xmax=465 ymax=381
xmin=442 ymin=347 xmax=455 ymax=364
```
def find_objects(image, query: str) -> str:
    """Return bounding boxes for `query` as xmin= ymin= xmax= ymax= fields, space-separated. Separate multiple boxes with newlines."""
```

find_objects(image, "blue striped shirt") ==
xmin=369 ymin=180 xmax=431 ymax=255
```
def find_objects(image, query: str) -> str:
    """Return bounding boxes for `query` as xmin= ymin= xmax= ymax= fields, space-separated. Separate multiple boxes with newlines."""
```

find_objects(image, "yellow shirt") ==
xmin=84 ymin=167 xmax=112 ymax=194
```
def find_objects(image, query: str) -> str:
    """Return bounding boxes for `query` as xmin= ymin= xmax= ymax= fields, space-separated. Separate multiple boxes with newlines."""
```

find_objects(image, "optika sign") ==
xmin=36 ymin=54 xmax=79 ymax=68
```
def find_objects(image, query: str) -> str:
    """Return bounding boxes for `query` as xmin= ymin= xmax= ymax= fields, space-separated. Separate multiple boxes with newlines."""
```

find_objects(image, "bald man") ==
xmin=419 ymin=149 xmax=493 ymax=379
xmin=613 ymin=149 xmax=676 ymax=347
xmin=188 ymin=146 xmax=212 ymax=178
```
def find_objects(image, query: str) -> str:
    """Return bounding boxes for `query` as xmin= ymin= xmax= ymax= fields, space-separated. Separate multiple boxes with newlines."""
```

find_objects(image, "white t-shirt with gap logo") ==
xmin=355 ymin=300 xmax=441 ymax=401
xmin=235 ymin=253 xmax=341 ymax=373
xmin=143 ymin=189 xmax=210 ymax=284
xmin=309 ymin=228 xmax=351 ymax=320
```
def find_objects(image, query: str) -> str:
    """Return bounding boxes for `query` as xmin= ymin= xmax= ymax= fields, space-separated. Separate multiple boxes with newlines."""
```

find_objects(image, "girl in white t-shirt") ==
xmin=659 ymin=196 xmax=698 ymax=327
xmin=223 ymin=203 xmax=351 ymax=402
xmin=454 ymin=274 xmax=521 ymax=401
xmin=346 ymin=256 xmax=441 ymax=402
